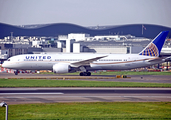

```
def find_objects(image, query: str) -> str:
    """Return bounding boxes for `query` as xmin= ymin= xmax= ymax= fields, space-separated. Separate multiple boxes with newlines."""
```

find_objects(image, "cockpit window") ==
xmin=7 ymin=59 xmax=10 ymax=61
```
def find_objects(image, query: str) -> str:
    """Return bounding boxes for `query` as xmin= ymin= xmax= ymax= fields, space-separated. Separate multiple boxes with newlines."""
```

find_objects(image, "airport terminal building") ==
xmin=0 ymin=33 xmax=171 ymax=54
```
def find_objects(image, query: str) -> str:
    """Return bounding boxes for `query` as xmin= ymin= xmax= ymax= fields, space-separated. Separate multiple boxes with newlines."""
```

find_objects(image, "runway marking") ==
xmin=0 ymin=93 xmax=64 ymax=95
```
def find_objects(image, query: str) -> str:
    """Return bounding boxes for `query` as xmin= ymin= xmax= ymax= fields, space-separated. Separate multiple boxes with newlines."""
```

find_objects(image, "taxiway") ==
xmin=0 ymin=73 xmax=171 ymax=83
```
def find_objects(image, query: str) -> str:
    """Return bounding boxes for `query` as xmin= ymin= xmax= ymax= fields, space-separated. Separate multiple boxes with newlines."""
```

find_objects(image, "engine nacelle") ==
xmin=53 ymin=63 xmax=70 ymax=73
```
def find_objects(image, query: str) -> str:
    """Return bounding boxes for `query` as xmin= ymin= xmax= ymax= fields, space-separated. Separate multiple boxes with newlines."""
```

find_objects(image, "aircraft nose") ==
xmin=2 ymin=63 xmax=5 ymax=67
xmin=2 ymin=62 xmax=7 ymax=68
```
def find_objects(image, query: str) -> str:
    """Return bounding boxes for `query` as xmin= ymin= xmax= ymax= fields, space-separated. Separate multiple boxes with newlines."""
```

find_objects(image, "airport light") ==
xmin=0 ymin=101 xmax=8 ymax=120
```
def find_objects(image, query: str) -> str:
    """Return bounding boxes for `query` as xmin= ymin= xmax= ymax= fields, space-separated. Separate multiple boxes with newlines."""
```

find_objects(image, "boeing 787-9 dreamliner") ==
xmin=2 ymin=31 xmax=170 ymax=76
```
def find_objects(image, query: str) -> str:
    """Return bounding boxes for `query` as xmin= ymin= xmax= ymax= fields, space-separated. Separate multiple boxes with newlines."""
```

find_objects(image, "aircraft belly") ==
xmin=6 ymin=62 xmax=30 ymax=70
xmin=91 ymin=63 xmax=127 ymax=70
xmin=30 ymin=62 xmax=53 ymax=70
xmin=91 ymin=61 xmax=149 ymax=70
xmin=101 ymin=64 xmax=123 ymax=70
xmin=16 ymin=62 xmax=54 ymax=70
xmin=89 ymin=64 xmax=103 ymax=70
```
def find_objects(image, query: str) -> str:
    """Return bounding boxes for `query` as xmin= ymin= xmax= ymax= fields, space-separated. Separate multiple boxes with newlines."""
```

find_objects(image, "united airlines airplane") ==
xmin=2 ymin=31 xmax=170 ymax=76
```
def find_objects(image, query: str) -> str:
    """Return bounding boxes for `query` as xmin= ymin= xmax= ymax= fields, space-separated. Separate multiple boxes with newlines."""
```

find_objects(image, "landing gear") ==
xmin=79 ymin=66 xmax=91 ymax=76
xmin=79 ymin=72 xmax=91 ymax=76
xmin=14 ymin=70 xmax=19 ymax=75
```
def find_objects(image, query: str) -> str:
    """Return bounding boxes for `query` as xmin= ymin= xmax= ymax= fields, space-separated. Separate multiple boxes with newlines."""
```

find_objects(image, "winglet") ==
xmin=139 ymin=31 xmax=169 ymax=57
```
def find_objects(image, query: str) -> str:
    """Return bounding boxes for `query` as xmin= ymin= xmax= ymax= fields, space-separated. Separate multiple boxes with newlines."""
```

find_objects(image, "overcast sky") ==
xmin=0 ymin=0 xmax=171 ymax=27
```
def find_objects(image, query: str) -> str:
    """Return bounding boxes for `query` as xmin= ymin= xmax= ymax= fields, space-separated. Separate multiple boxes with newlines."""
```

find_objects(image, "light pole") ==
xmin=0 ymin=101 xmax=8 ymax=120
xmin=10 ymin=32 xmax=13 ymax=43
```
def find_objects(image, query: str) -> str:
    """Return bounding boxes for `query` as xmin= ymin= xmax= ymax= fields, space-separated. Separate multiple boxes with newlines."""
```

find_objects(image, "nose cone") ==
xmin=2 ymin=63 xmax=5 ymax=68
xmin=2 ymin=62 xmax=8 ymax=68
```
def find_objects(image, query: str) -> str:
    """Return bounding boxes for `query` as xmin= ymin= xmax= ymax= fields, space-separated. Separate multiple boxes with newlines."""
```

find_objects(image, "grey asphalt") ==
xmin=0 ymin=73 xmax=171 ymax=83
xmin=0 ymin=73 xmax=171 ymax=104
xmin=0 ymin=88 xmax=171 ymax=104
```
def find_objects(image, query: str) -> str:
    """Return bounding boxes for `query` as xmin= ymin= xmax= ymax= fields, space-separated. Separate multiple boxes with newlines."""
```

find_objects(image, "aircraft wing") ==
xmin=70 ymin=55 xmax=108 ymax=67
xmin=146 ymin=56 xmax=171 ymax=62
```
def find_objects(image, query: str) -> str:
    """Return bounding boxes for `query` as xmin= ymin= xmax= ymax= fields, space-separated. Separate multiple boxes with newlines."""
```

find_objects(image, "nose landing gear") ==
xmin=14 ymin=70 xmax=19 ymax=75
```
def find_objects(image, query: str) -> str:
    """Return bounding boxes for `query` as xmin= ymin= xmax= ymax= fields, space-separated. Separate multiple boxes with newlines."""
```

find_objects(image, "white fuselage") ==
xmin=2 ymin=53 xmax=162 ymax=71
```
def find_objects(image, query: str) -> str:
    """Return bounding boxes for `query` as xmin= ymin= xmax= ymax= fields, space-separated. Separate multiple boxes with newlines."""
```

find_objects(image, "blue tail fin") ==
xmin=139 ymin=31 xmax=169 ymax=57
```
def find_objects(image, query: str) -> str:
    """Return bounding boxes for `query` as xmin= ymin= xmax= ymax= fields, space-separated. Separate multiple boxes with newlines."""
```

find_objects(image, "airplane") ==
xmin=2 ymin=31 xmax=170 ymax=76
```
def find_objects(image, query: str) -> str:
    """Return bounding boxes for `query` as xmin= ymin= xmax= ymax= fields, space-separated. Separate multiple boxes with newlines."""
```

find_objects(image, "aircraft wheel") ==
xmin=79 ymin=72 xmax=84 ymax=76
xmin=79 ymin=72 xmax=91 ymax=76
xmin=87 ymin=72 xmax=91 ymax=76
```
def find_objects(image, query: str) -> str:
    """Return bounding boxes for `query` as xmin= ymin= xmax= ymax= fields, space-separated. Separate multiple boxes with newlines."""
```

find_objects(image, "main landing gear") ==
xmin=79 ymin=72 xmax=91 ymax=76
xmin=79 ymin=66 xmax=91 ymax=76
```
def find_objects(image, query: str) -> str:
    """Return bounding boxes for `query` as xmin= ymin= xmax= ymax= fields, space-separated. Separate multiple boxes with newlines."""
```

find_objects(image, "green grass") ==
xmin=0 ymin=102 xmax=171 ymax=120
xmin=39 ymin=71 xmax=171 ymax=75
xmin=1 ymin=79 xmax=171 ymax=87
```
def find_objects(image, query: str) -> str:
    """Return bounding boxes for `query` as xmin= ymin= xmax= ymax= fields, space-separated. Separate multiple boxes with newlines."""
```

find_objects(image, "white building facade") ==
xmin=68 ymin=33 xmax=90 ymax=41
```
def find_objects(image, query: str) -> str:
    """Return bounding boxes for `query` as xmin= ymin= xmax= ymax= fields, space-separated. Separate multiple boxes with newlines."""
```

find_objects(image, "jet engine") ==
xmin=53 ymin=63 xmax=71 ymax=73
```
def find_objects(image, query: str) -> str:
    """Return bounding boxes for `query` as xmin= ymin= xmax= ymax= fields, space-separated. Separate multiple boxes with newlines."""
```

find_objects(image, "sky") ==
xmin=0 ymin=0 xmax=171 ymax=27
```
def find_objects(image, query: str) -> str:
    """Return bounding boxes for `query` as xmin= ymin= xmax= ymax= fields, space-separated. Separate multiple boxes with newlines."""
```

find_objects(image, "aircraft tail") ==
xmin=139 ymin=31 xmax=169 ymax=57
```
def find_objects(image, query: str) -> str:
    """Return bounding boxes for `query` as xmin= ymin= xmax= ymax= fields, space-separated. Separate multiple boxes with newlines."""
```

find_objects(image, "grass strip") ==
xmin=0 ymin=79 xmax=171 ymax=87
xmin=39 ymin=71 xmax=171 ymax=75
xmin=0 ymin=102 xmax=171 ymax=120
